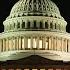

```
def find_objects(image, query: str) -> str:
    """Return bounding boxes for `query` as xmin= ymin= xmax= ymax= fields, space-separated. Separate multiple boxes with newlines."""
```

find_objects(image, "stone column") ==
xmin=51 ymin=37 xmax=53 ymax=50
xmin=0 ymin=39 xmax=2 ymax=52
xmin=43 ymin=21 xmax=45 ymax=29
xmin=24 ymin=36 xmax=28 ymax=49
xmin=36 ymin=37 xmax=39 ymax=49
xmin=45 ymin=37 xmax=49 ymax=50
xmin=61 ymin=38 xmax=64 ymax=52
xmin=6 ymin=38 xmax=9 ymax=51
xmin=42 ymin=36 xmax=45 ymax=49
xmin=12 ymin=38 xmax=16 ymax=50
xmin=53 ymin=37 xmax=56 ymax=50
xmin=8 ymin=39 xmax=12 ymax=51
xmin=25 ymin=21 xmax=27 ymax=28
xmin=18 ymin=37 xmax=22 ymax=50
xmin=48 ymin=21 xmax=50 ymax=30
xmin=22 ymin=37 xmax=25 ymax=50
xmin=64 ymin=39 xmax=67 ymax=52
xmin=31 ymin=37 xmax=33 ymax=49
xmin=68 ymin=40 xmax=70 ymax=52
xmin=3 ymin=39 xmax=6 ymax=51
xmin=48 ymin=37 xmax=52 ymax=50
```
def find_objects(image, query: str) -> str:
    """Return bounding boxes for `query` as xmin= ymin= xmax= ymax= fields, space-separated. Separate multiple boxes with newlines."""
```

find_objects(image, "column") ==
xmin=45 ymin=37 xmax=48 ymax=50
xmin=53 ymin=37 xmax=57 ymax=50
xmin=6 ymin=38 xmax=9 ymax=51
xmin=68 ymin=40 xmax=70 ymax=52
xmin=42 ymin=36 xmax=45 ymax=49
xmin=57 ymin=38 xmax=61 ymax=51
xmin=28 ymin=37 xmax=31 ymax=49
xmin=0 ymin=39 xmax=2 ymax=52
xmin=12 ymin=38 xmax=16 ymax=50
xmin=31 ymin=37 xmax=33 ymax=49
xmin=25 ymin=21 xmax=27 ymax=28
xmin=64 ymin=39 xmax=67 ymax=52
xmin=36 ymin=37 xmax=39 ymax=49
xmin=24 ymin=37 xmax=28 ymax=49
xmin=51 ymin=37 xmax=53 ymax=50
xmin=43 ymin=21 xmax=45 ymax=29
xmin=48 ymin=37 xmax=52 ymax=50
xmin=8 ymin=39 xmax=11 ymax=51
xmin=3 ymin=39 xmax=6 ymax=51
xmin=61 ymin=38 xmax=64 ymax=52
xmin=22 ymin=37 xmax=25 ymax=50
xmin=63 ymin=39 xmax=66 ymax=52
xmin=18 ymin=37 xmax=22 ymax=50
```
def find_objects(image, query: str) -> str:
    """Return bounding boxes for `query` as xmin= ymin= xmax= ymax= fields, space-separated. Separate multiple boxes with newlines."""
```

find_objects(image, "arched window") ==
xmin=40 ymin=22 xmax=43 ymax=29
xmin=50 ymin=23 xmax=53 ymax=29
xmin=34 ymin=21 xmax=36 ymax=28
xmin=27 ymin=21 xmax=30 ymax=28
xmin=22 ymin=22 xmax=25 ymax=28
xmin=55 ymin=23 xmax=56 ymax=29
xmin=17 ymin=22 xmax=20 ymax=28
xmin=14 ymin=23 xmax=15 ymax=28
xmin=45 ymin=22 xmax=48 ymax=29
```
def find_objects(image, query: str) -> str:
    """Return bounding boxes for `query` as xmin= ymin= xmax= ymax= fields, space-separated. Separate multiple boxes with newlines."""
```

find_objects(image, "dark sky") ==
xmin=0 ymin=0 xmax=70 ymax=33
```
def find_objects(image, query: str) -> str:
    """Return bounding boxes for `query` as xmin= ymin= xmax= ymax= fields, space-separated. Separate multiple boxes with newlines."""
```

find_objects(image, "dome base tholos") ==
xmin=0 ymin=50 xmax=70 ymax=62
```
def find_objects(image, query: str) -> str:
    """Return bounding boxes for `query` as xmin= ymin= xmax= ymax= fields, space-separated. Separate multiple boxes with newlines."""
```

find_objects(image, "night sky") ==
xmin=0 ymin=0 xmax=70 ymax=33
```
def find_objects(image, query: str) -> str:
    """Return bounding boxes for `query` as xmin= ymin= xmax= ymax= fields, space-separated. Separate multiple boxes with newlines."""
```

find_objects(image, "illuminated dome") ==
xmin=3 ymin=0 xmax=67 ymax=32
xmin=10 ymin=0 xmax=61 ymax=18
xmin=0 ymin=0 xmax=70 ymax=62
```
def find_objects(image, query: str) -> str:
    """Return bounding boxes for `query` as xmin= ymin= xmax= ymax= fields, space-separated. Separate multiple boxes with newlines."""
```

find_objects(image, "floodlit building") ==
xmin=0 ymin=0 xmax=70 ymax=70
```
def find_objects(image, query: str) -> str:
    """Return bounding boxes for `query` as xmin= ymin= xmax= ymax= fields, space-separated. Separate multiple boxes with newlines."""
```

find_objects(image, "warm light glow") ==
xmin=32 ymin=69 xmax=37 ymax=70
xmin=39 ymin=40 xmax=42 ymax=49
xmin=28 ymin=38 xmax=31 ymax=48
xmin=56 ymin=69 xmax=62 ymax=70
xmin=45 ymin=41 xmax=48 ymax=49
xmin=8 ymin=69 xmax=14 ymax=70
xmin=40 ymin=69 xmax=45 ymax=70
xmin=22 ymin=38 xmax=24 ymax=49
xmin=33 ymin=38 xmax=36 ymax=48
xmin=48 ymin=69 xmax=53 ymax=70
xmin=16 ymin=69 xmax=21 ymax=70
xmin=19 ymin=38 xmax=21 ymax=49
xmin=2 ymin=69 xmax=6 ymax=70
xmin=24 ymin=69 xmax=29 ymax=70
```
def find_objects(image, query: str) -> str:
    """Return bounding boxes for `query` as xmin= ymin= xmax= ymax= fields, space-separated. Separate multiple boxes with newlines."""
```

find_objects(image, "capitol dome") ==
xmin=3 ymin=0 xmax=67 ymax=32
xmin=0 ymin=0 xmax=70 ymax=63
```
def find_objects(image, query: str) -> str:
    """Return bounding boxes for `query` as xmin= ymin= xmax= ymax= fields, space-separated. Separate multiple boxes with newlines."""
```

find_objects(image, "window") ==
xmin=39 ymin=39 xmax=42 ymax=49
xmin=34 ymin=21 xmax=36 ymax=28
xmin=45 ymin=22 xmax=48 ymax=29
xmin=17 ymin=22 xmax=20 ymax=28
xmin=55 ymin=23 xmax=56 ymax=29
xmin=22 ymin=22 xmax=25 ymax=28
xmin=50 ymin=23 xmax=53 ymax=29
xmin=27 ymin=22 xmax=30 ymax=28
xmin=28 ymin=38 xmax=31 ymax=49
xmin=40 ymin=22 xmax=43 ymax=28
